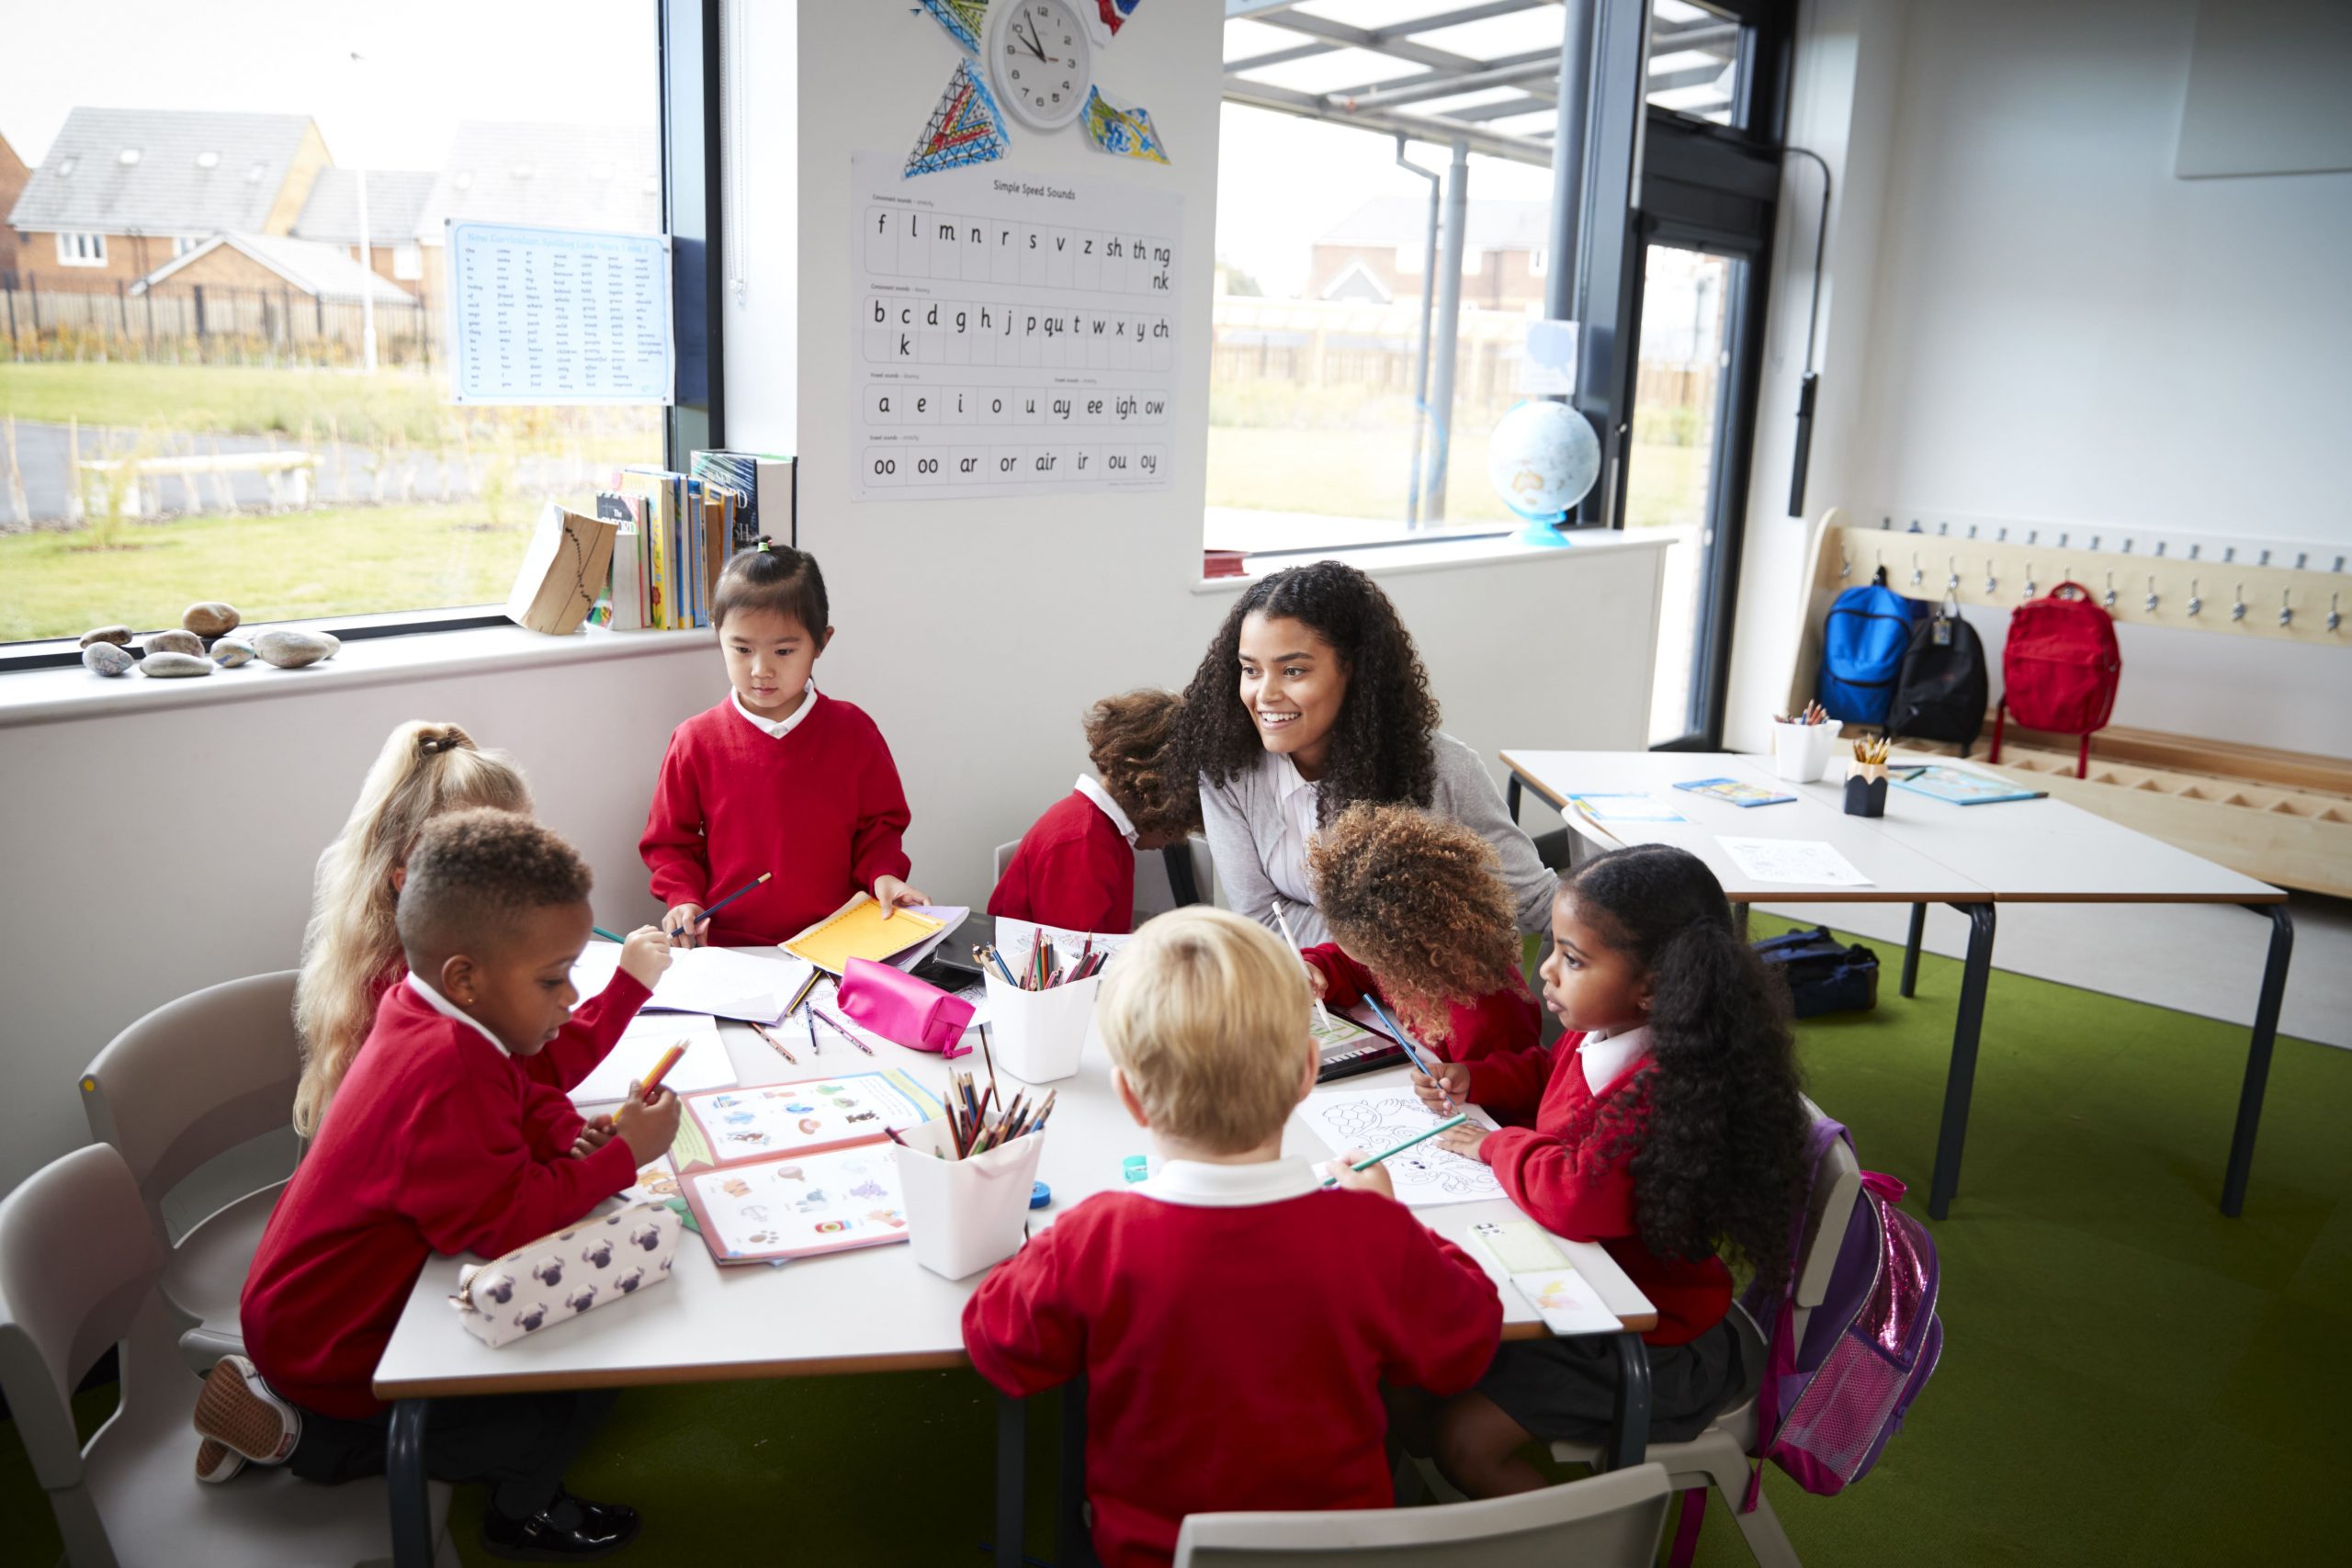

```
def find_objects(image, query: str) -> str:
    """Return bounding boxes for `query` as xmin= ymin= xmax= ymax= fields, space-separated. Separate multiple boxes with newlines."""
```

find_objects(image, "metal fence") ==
xmin=1 ymin=279 xmax=435 ymax=368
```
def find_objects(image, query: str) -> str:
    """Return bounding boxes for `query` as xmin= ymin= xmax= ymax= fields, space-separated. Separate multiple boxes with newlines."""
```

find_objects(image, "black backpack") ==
xmin=1754 ymin=927 xmax=1880 ymax=1018
xmin=1886 ymin=597 xmax=1987 ymax=756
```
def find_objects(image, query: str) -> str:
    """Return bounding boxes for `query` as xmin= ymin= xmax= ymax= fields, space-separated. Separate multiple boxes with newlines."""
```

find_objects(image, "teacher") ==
xmin=1177 ymin=560 xmax=1556 ymax=947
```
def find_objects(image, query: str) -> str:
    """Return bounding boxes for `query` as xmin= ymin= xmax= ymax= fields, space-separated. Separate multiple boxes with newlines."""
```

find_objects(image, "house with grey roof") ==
xmin=6 ymin=107 xmax=330 ymax=293
xmin=1307 ymin=197 xmax=1553 ymax=312
xmin=291 ymin=167 xmax=436 ymax=291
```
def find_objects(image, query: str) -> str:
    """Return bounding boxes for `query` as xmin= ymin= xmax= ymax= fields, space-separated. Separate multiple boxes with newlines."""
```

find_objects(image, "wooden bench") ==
xmin=78 ymin=450 xmax=317 ymax=519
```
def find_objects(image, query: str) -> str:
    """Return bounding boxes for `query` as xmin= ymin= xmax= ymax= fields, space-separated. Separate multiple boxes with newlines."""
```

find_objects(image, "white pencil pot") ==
xmin=1770 ymin=719 xmax=1845 ymax=782
xmin=983 ymin=971 xmax=1101 ymax=1084
xmin=892 ymin=1118 xmax=1046 ymax=1280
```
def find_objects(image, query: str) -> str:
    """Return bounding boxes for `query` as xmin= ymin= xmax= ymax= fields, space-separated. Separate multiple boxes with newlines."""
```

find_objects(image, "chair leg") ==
xmin=1724 ymin=1483 xmax=1801 ymax=1568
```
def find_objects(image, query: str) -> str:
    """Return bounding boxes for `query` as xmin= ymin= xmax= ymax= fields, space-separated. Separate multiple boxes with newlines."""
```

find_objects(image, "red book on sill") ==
xmin=1203 ymin=548 xmax=1246 ymax=580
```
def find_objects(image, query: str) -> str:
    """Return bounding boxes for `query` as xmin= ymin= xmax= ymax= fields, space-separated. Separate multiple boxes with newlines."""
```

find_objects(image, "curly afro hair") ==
xmin=1174 ymin=560 xmax=1439 ymax=823
xmin=1569 ymin=843 xmax=1811 ymax=1288
xmin=395 ymin=808 xmax=593 ymax=958
xmin=1085 ymin=690 xmax=1201 ymax=841
xmin=1306 ymin=803 xmax=1521 ymax=1045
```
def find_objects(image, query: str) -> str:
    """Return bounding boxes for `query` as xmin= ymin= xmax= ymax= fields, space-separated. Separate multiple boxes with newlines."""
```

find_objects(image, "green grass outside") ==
xmin=0 ymin=503 xmax=536 ymax=641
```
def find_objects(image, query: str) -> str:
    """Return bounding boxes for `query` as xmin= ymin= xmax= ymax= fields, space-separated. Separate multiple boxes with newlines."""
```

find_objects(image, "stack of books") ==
xmin=588 ymin=452 xmax=794 ymax=630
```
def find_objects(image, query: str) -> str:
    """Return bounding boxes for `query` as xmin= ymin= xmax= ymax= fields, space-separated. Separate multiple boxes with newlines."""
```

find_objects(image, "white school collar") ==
xmin=404 ymin=971 xmax=513 ymax=1057
xmin=1133 ymin=1157 xmax=1322 ymax=1208
xmin=1073 ymin=774 xmax=1139 ymax=846
xmin=1579 ymin=1025 xmax=1650 ymax=1095
xmin=730 ymin=682 xmax=819 ymax=739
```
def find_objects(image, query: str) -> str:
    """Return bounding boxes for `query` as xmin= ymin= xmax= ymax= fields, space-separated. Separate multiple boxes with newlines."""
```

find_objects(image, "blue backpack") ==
xmin=1816 ymin=570 xmax=1926 ymax=724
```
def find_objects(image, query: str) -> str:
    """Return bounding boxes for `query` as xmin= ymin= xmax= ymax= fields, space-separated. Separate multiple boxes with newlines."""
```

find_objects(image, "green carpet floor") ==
xmin=6 ymin=919 xmax=2346 ymax=1565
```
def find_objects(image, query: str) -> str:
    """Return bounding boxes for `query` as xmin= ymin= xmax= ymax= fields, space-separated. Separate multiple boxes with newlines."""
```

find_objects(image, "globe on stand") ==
xmin=1487 ymin=400 xmax=1601 ymax=547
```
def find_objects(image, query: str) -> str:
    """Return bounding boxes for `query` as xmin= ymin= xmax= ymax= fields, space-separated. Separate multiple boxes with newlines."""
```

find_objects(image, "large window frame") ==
xmin=0 ymin=0 xmax=723 ymax=671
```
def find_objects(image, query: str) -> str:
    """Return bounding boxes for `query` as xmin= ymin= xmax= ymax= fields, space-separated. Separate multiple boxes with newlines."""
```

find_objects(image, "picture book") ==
xmin=1294 ymin=1084 xmax=1503 ymax=1208
xmin=680 ymin=1143 xmax=910 ymax=1265
xmin=1894 ymin=764 xmax=2047 ymax=806
xmin=679 ymin=1069 xmax=942 ymax=1166
xmin=785 ymin=894 xmax=947 ymax=974
xmin=1674 ymin=777 xmax=1797 ymax=807
xmin=1566 ymin=793 xmax=1688 ymax=823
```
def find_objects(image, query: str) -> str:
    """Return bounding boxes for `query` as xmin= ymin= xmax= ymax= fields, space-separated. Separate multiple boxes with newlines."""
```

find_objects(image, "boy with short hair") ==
xmin=961 ymin=907 xmax=1502 ymax=1568
xmin=199 ymin=809 xmax=680 ymax=1562
xmin=989 ymin=689 xmax=1201 ymax=935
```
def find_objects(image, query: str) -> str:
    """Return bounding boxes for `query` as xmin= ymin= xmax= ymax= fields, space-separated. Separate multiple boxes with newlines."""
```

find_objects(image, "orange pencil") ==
xmin=639 ymin=1042 xmax=687 ymax=1101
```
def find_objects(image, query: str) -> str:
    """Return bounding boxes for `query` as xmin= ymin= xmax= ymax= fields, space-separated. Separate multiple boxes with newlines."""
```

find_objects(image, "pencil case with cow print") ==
xmin=449 ymin=1201 xmax=683 ymax=1348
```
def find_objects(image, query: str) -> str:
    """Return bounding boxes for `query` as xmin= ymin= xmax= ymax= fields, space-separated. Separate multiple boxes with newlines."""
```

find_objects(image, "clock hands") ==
xmin=1016 ymin=16 xmax=1050 ymax=62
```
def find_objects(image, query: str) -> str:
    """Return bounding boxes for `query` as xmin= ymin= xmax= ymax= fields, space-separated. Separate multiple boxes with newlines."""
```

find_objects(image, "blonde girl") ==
xmin=290 ymin=722 xmax=530 ymax=1137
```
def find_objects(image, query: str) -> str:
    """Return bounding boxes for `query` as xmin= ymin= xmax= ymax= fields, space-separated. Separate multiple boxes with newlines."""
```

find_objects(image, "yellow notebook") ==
xmin=783 ymin=894 xmax=944 ymax=975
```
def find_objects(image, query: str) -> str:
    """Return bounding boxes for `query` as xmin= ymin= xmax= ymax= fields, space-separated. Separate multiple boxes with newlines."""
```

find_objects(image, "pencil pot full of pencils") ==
xmin=893 ymin=1118 xmax=1047 ymax=1280
xmin=1770 ymin=703 xmax=1845 ymax=782
xmin=982 ymin=970 xmax=1102 ymax=1084
xmin=1846 ymin=736 xmax=1891 ymax=817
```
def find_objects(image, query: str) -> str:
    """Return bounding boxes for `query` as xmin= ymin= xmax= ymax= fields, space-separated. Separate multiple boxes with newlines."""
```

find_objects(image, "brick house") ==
xmin=290 ymin=167 xmax=436 ymax=295
xmin=130 ymin=233 xmax=413 ymax=304
xmin=1307 ymin=197 xmax=1553 ymax=313
xmin=5 ymin=107 xmax=330 ymax=293
xmin=0 ymin=132 xmax=29 ymax=289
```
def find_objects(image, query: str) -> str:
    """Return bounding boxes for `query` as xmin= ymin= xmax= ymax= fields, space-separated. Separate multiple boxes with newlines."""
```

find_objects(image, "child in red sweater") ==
xmin=988 ymin=689 xmax=1200 ymax=934
xmin=1419 ymin=843 xmax=1810 ymax=1497
xmin=199 ymin=810 xmax=681 ymax=1562
xmin=963 ymin=907 xmax=1501 ymax=1568
xmin=1295 ymin=803 xmax=1543 ymax=1116
xmin=641 ymin=540 xmax=927 ymax=947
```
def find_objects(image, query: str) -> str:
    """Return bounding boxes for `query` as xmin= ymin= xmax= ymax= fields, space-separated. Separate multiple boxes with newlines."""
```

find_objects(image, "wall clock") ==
xmin=983 ymin=0 xmax=1094 ymax=133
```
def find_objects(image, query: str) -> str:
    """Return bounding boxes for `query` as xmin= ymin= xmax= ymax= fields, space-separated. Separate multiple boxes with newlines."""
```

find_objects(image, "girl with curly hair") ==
xmin=1299 ymin=803 xmax=1541 ymax=1112
xmin=989 ymin=689 xmax=1203 ymax=934
xmin=1420 ymin=842 xmax=1810 ymax=1496
xmin=1177 ymin=560 xmax=1554 ymax=947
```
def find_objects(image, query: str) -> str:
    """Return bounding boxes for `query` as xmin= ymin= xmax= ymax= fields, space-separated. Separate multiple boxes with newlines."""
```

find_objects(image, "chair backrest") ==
xmin=1136 ymin=834 xmax=1215 ymax=916
xmin=80 ymin=970 xmax=303 ymax=1223
xmin=1172 ymin=1462 xmax=1670 ymax=1567
xmin=0 ymin=1144 xmax=164 ymax=1493
xmin=1792 ymin=1094 xmax=1863 ymax=1330
xmin=992 ymin=840 xmax=1021 ymax=884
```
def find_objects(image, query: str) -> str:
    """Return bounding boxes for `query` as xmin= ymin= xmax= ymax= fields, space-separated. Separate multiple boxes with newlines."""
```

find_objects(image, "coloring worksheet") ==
xmin=1295 ymin=1085 xmax=1504 ymax=1208
xmin=682 ymin=1144 xmax=910 ymax=1264
xmin=680 ymin=1071 xmax=942 ymax=1164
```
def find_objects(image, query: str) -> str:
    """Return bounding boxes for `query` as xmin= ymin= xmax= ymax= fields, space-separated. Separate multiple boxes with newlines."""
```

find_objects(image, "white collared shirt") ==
xmin=1578 ymin=1024 xmax=1650 ymax=1095
xmin=1134 ymin=1156 xmax=1322 ymax=1208
xmin=729 ymin=681 xmax=819 ymax=739
xmin=404 ymin=971 xmax=512 ymax=1057
xmin=1259 ymin=750 xmax=1320 ymax=906
xmin=1073 ymin=773 xmax=1139 ymax=847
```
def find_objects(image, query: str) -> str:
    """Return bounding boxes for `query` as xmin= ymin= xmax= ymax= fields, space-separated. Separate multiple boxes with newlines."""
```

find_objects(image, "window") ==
xmin=2 ymin=1 xmax=681 ymax=650
xmin=1645 ymin=0 xmax=1745 ymax=127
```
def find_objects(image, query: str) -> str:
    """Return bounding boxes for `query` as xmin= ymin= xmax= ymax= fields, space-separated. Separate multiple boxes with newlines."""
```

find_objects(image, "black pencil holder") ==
xmin=1845 ymin=774 xmax=1888 ymax=818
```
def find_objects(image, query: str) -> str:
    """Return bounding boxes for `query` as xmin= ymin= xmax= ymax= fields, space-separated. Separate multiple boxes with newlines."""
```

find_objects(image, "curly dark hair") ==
xmin=396 ymin=807 xmax=593 ymax=956
xmin=1085 ymin=690 xmax=1202 ymax=841
xmin=1306 ymin=803 xmax=1521 ymax=1046
xmin=1175 ymin=561 xmax=1440 ymax=823
xmin=1568 ymin=843 xmax=1810 ymax=1287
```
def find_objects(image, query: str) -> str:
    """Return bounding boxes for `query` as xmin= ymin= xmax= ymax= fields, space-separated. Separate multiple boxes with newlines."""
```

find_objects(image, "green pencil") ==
xmin=593 ymin=925 xmax=627 ymax=943
xmin=1321 ymin=1113 xmax=1471 ymax=1186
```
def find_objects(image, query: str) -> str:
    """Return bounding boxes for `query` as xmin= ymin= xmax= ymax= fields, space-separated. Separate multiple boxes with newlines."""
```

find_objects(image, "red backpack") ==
xmin=1988 ymin=581 xmax=2120 ymax=777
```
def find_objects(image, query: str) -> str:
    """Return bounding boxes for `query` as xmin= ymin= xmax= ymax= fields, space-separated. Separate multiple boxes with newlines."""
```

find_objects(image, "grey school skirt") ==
xmin=1476 ymin=1311 xmax=1746 ymax=1447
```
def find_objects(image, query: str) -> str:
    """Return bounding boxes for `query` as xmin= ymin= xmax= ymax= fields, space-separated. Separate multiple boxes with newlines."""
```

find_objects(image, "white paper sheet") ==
xmin=447 ymin=221 xmax=673 ymax=406
xmin=1716 ymin=836 xmax=1875 ymax=888
xmin=990 ymin=917 xmax=1131 ymax=981
xmin=1295 ymin=1085 xmax=1504 ymax=1208
xmin=571 ymin=942 xmax=817 ymax=1024
xmin=1509 ymin=1268 xmax=1621 ymax=1336
xmin=569 ymin=1013 xmax=736 ymax=1107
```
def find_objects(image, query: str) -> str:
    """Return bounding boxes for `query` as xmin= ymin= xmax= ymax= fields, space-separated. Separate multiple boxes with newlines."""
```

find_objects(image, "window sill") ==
xmin=1192 ymin=525 xmax=1677 ymax=594
xmin=0 ymin=619 xmax=713 ymax=730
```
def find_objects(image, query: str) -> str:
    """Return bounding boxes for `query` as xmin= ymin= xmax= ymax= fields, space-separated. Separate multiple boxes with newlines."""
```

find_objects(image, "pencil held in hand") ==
xmin=639 ymin=1042 xmax=687 ymax=1101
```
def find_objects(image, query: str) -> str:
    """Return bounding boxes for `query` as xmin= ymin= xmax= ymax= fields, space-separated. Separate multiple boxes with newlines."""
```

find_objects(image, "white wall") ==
xmin=1727 ymin=0 xmax=2352 ymax=756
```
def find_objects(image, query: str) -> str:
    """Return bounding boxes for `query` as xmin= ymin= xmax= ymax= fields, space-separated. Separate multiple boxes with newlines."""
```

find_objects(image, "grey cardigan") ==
xmin=1198 ymin=730 xmax=1558 ymax=946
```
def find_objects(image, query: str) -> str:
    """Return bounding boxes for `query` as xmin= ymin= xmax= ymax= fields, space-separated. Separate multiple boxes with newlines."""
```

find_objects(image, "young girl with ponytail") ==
xmin=1417 ymin=842 xmax=1811 ymax=1496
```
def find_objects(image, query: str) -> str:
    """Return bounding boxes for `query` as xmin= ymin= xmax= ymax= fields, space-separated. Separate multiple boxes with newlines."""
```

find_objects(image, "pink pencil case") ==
xmin=836 ymin=957 xmax=975 ymax=1056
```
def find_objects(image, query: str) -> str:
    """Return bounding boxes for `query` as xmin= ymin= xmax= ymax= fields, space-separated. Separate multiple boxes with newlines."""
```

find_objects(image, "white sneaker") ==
xmin=194 ymin=1437 xmax=246 ymax=1484
xmin=193 ymin=1355 xmax=300 ymax=1468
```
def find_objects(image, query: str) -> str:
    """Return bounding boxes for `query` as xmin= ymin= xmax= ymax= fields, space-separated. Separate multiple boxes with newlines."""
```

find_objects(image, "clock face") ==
xmin=986 ymin=0 xmax=1093 ymax=132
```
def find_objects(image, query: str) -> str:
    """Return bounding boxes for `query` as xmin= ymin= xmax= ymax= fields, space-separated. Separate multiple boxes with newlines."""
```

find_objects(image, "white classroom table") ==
xmin=372 ymin=1010 xmax=1658 ymax=1568
xmin=1501 ymin=750 xmax=2293 ymax=1224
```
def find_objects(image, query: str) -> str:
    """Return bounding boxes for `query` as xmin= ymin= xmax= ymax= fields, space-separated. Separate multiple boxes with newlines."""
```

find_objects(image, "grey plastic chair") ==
xmin=81 ymin=971 xmax=304 ymax=1375
xmin=0 ymin=1143 xmax=457 ymax=1568
xmin=1172 ymin=1461 xmax=1670 ymax=1566
xmin=1541 ymin=1097 xmax=1864 ymax=1567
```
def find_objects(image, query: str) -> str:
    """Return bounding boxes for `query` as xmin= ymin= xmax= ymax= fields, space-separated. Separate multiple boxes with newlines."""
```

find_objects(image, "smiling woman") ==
xmin=1176 ymin=560 xmax=1556 ymax=946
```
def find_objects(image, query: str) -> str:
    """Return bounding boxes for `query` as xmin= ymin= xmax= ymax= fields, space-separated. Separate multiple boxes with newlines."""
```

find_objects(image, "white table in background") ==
xmin=372 ymin=1017 xmax=1657 ymax=1568
xmin=1501 ymin=750 xmax=2293 ymax=1222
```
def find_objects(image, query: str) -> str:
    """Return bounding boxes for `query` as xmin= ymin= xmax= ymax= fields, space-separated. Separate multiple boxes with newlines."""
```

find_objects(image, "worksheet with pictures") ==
xmin=851 ymin=149 xmax=1182 ymax=500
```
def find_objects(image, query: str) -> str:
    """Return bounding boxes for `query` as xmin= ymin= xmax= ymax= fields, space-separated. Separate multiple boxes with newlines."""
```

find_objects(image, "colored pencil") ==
xmin=784 ymin=966 xmax=823 ymax=1016
xmin=1362 ymin=993 xmax=1457 ymax=1113
xmin=639 ymin=1042 xmax=687 ymax=1100
xmin=748 ymin=1020 xmax=797 ymax=1065
xmin=813 ymin=1006 xmax=874 ymax=1055
xmin=979 ymin=1022 xmax=1000 ymax=1109
xmin=1272 ymin=907 xmax=1332 ymax=1031
xmin=671 ymin=871 xmax=772 ymax=938
xmin=1320 ymin=1112 xmax=1472 ymax=1186
xmin=592 ymin=925 xmax=627 ymax=943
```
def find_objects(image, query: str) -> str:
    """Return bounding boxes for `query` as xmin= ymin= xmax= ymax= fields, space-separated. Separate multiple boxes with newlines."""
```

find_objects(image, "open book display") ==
xmin=665 ymin=1070 xmax=944 ymax=1264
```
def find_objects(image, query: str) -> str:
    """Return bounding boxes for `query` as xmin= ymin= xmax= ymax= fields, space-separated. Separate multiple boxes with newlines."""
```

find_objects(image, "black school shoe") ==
xmin=480 ymin=1488 xmax=641 ymax=1561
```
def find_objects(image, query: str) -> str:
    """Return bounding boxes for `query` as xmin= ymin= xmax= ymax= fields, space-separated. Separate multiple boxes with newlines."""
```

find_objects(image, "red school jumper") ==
xmin=1469 ymin=1034 xmax=1732 ymax=1346
xmin=639 ymin=694 xmax=912 ymax=946
xmin=1301 ymin=944 xmax=1543 ymax=1112
xmin=963 ymin=1168 xmax=1501 ymax=1568
xmin=241 ymin=972 xmax=650 ymax=1418
xmin=987 ymin=789 xmax=1136 ymax=935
